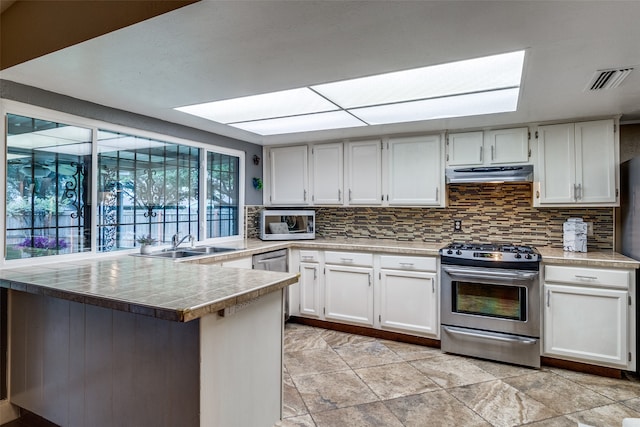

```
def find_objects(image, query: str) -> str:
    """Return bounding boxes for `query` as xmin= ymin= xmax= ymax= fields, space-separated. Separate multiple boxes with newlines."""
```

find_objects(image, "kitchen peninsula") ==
xmin=0 ymin=254 xmax=299 ymax=427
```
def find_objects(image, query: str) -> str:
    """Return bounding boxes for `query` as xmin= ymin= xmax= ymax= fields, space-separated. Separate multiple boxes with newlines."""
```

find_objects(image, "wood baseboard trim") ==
xmin=540 ymin=356 xmax=624 ymax=379
xmin=288 ymin=316 xmax=440 ymax=348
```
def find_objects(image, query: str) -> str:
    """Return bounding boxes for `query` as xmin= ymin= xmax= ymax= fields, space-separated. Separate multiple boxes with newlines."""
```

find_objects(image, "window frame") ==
xmin=0 ymin=100 xmax=245 ymax=267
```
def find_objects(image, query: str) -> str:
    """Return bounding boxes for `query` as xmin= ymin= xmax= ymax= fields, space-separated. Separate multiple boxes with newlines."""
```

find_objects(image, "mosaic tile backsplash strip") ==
xmin=247 ymin=183 xmax=613 ymax=250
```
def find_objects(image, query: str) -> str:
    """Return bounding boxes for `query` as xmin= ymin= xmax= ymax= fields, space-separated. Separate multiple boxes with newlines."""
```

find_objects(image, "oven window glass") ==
xmin=453 ymin=281 xmax=526 ymax=321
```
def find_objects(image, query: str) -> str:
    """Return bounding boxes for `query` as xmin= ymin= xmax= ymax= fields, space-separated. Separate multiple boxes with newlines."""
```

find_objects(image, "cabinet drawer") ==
xmin=545 ymin=265 xmax=630 ymax=289
xmin=299 ymin=250 xmax=320 ymax=263
xmin=380 ymin=255 xmax=437 ymax=271
xmin=325 ymin=251 xmax=373 ymax=267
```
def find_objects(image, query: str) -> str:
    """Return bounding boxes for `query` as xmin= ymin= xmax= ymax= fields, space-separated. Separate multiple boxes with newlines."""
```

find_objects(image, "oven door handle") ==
xmin=442 ymin=266 xmax=538 ymax=281
xmin=443 ymin=326 xmax=537 ymax=345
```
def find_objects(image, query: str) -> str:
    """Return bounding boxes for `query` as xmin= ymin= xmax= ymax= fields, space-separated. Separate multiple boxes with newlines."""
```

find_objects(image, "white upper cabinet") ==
xmin=535 ymin=119 xmax=617 ymax=206
xmin=311 ymin=143 xmax=343 ymax=205
xmin=447 ymin=128 xmax=530 ymax=167
xmin=447 ymin=131 xmax=484 ymax=166
xmin=485 ymin=128 xmax=530 ymax=164
xmin=386 ymin=135 xmax=444 ymax=206
xmin=267 ymin=145 xmax=309 ymax=205
xmin=345 ymin=140 xmax=383 ymax=205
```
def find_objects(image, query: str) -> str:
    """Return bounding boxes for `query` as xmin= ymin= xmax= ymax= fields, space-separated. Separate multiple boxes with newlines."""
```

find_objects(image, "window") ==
xmin=4 ymin=106 xmax=244 ymax=261
xmin=97 ymin=130 xmax=200 ymax=251
xmin=5 ymin=113 xmax=92 ymax=259
xmin=206 ymin=152 xmax=240 ymax=238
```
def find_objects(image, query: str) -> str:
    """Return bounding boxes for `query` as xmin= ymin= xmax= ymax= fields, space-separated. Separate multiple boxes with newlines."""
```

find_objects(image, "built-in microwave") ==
xmin=259 ymin=210 xmax=315 ymax=240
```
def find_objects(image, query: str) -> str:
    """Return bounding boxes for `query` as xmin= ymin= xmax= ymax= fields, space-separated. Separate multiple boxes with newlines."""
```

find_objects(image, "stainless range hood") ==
xmin=445 ymin=164 xmax=533 ymax=184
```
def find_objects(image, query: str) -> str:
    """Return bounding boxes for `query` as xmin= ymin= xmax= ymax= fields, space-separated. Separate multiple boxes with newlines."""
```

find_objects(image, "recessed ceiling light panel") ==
xmin=176 ymin=87 xmax=339 ymax=124
xmin=350 ymin=88 xmax=520 ymax=125
xmin=231 ymin=111 xmax=367 ymax=135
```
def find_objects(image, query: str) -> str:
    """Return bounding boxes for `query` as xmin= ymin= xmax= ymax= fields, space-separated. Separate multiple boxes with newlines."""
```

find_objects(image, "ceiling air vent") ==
xmin=587 ymin=67 xmax=634 ymax=90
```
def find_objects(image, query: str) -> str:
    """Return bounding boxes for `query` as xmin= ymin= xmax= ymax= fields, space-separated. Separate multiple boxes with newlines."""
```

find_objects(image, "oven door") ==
xmin=441 ymin=265 xmax=540 ymax=338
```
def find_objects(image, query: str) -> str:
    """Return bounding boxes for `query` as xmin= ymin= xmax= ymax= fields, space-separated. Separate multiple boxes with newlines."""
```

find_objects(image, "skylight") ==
xmin=175 ymin=50 xmax=525 ymax=136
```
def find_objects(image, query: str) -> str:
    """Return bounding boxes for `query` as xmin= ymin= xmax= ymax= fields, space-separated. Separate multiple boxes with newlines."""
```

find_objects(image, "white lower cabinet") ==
xmin=543 ymin=265 xmax=633 ymax=369
xmin=325 ymin=264 xmax=374 ymax=327
xmin=291 ymin=249 xmax=439 ymax=338
xmin=299 ymin=261 xmax=322 ymax=318
xmin=379 ymin=269 xmax=438 ymax=337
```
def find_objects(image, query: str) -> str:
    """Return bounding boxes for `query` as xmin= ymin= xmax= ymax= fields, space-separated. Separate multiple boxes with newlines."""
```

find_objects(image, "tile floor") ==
xmin=278 ymin=323 xmax=640 ymax=427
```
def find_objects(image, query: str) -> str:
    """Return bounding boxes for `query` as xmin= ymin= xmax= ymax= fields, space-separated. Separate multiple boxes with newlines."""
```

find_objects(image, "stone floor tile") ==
xmin=521 ymin=415 xmax=581 ymax=426
xmin=565 ymin=403 xmax=640 ymax=427
xmin=409 ymin=353 xmax=496 ymax=388
xmin=551 ymin=368 xmax=640 ymax=401
xmin=283 ymin=371 xmax=308 ymax=418
xmin=275 ymin=414 xmax=316 ymax=427
xmin=285 ymin=348 xmax=351 ymax=378
xmin=293 ymin=370 xmax=379 ymax=413
xmin=380 ymin=339 xmax=442 ymax=361
xmin=284 ymin=326 xmax=328 ymax=353
xmin=354 ymin=361 xmax=440 ymax=400
xmin=311 ymin=401 xmax=404 ymax=427
xmin=503 ymin=371 xmax=614 ymax=414
xmin=333 ymin=340 xmax=402 ymax=369
xmin=384 ymin=389 xmax=492 ymax=427
xmin=320 ymin=329 xmax=377 ymax=348
xmin=448 ymin=379 xmax=558 ymax=427
xmin=466 ymin=356 xmax=539 ymax=379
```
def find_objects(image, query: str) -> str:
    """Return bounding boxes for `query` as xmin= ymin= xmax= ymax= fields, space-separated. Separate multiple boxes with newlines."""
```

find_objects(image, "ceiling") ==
xmin=1 ymin=0 xmax=640 ymax=146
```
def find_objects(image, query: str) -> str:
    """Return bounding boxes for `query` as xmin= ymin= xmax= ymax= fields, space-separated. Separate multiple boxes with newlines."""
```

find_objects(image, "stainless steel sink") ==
xmin=143 ymin=245 xmax=239 ymax=259
xmin=151 ymin=250 xmax=203 ymax=259
xmin=189 ymin=246 xmax=238 ymax=254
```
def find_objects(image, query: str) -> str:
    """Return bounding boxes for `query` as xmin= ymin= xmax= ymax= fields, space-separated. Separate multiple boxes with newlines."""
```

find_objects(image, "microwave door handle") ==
xmin=442 ymin=266 xmax=538 ymax=281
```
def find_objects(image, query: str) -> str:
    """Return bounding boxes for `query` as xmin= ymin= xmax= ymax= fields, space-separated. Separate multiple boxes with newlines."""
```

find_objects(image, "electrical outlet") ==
xmin=454 ymin=220 xmax=462 ymax=232
xmin=586 ymin=221 xmax=594 ymax=236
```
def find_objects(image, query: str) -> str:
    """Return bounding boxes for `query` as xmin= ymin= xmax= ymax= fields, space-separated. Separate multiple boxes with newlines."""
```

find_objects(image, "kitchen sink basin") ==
xmin=189 ymin=246 xmax=238 ymax=254
xmin=142 ymin=245 xmax=240 ymax=259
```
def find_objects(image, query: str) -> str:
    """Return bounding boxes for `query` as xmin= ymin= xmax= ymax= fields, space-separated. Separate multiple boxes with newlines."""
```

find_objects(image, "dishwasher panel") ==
xmin=252 ymin=249 xmax=289 ymax=320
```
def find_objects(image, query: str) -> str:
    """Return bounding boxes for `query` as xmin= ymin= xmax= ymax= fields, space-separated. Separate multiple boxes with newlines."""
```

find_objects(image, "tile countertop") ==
xmin=0 ymin=254 xmax=299 ymax=322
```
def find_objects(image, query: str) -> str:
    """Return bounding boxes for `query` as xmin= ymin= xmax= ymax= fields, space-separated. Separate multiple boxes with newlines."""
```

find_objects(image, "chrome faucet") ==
xmin=171 ymin=233 xmax=194 ymax=250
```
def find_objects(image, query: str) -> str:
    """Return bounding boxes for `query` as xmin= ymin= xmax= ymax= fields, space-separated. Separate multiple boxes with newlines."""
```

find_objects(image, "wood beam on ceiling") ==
xmin=0 ymin=0 xmax=199 ymax=70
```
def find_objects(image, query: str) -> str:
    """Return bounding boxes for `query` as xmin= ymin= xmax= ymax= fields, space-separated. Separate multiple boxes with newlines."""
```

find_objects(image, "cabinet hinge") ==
xmin=528 ymin=148 xmax=531 ymax=158
xmin=446 ymin=153 xmax=449 ymax=161
xmin=630 ymin=352 xmax=632 ymax=362
xmin=381 ymin=141 xmax=384 ymax=150
xmin=381 ymin=194 xmax=384 ymax=201
xmin=528 ymin=131 xmax=531 ymax=140
xmin=379 ymin=272 xmax=381 ymax=280
xmin=535 ymin=130 xmax=539 ymax=139
xmin=379 ymin=314 xmax=381 ymax=322
xmin=629 ymin=295 xmax=632 ymax=306
xmin=312 ymin=195 xmax=315 ymax=202
xmin=269 ymin=195 xmax=272 ymax=202
xmin=323 ymin=307 xmax=326 ymax=315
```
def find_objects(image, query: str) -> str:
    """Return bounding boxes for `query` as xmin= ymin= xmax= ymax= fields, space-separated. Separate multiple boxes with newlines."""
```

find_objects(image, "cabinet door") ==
xmin=324 ymin=265 xmax=374 ymax=326
xmin=379 ymin=270 xmax=438 ymax=336
xmin=575 ymin=119 xmax=616 ymax=204
xmin=446 ymin=132 xmax=483 ymax=166
xmin=268 ymin=145 xmax=308 ymax=205
xmin=299 ymin=262 xmax=322 ymax=318
xmin=312 ymin=143 xmax=343 ymax=205
xmin=387 ymin=135 xmax=443 ymax=206
xmin=346 ymin=140 xmax=382 ymax=205
xmin=536 ymin=123 xmax=575 ymax=204
xmin=485 ymin=127 xmax=529 ymax=165
xmin=544 ymin=284 xmax=628 ymax=367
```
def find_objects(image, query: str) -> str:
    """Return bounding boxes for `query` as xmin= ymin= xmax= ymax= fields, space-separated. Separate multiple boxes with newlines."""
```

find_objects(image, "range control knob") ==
xmin=515 ymin=253 xmax=522 ymax=259
xmin=456 ymin=250 xmax=462 ymax=255
xmin=447 ymin=249 xmax=453 ymax=255
xmin=525 ymin=254 xmax=532 ymax=259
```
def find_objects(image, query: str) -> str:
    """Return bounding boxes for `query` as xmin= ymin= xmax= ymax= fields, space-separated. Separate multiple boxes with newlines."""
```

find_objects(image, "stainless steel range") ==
xmin=440 ymin=242 xmax=542 ymax=368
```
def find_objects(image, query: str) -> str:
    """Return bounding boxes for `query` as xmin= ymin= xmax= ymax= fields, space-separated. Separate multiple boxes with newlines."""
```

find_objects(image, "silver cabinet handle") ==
xmin=349 ymin=189 xmax=352 ymax=201
xmin=577 ymin=183 xmax=582 ymax=200
xmin=338 ymin=189 xmax=342 ymax=201
xmin=399 ymin=262 xmax=414 ymax=267
xmin=314 ymin=267 xmax=317 ymax=280
xmin=480 ymin=146 xmax=483 ymax=162
xmin=546 ymin=289 xmax=550 ymax=307
xmin=301 ymin=256 xmax=314 ymax=261
xmin=435 ymin=187 xmax=439 ymax=202
xmin=491 ymin=145 xmax=495 ymax=161
xmin=432 ymin=279 xmax=435 ymax=293
xmin=340 ymin=258 xmax=354 ymax=263
xmin=575 ymin=275 xmax=598 ymax=280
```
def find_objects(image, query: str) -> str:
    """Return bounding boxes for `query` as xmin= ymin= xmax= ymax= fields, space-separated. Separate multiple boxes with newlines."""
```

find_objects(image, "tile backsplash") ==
xmin=248 ymin=183 xmax=613 ymax=249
